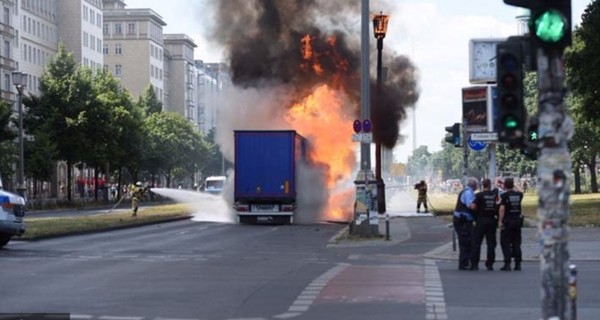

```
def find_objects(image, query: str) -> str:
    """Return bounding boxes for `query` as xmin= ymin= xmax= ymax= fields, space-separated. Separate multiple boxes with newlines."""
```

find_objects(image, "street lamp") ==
xmin=372 ymin=12 xmax=389 ymax=215
xmin=11 ymin=71 xmax=27 ymax=199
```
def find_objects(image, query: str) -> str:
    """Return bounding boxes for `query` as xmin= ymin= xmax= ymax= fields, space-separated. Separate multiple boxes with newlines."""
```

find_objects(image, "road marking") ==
xmin=70 ymin=315 xmax=93 ymax=319
xmin=273 ymin=263 xmax=349 ymax=319
xmin=424 ymin=259 xmax=448 ymax=320
xmin=99 ymin=316 xmax=144 ymax=320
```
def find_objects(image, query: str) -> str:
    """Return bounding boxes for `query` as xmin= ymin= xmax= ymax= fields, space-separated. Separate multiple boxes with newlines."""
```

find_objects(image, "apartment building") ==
xmin=163 ymin=33 xmax=196 ymax=118
xmin=57 ymin=0 xmax=103 ymax=71
xmin=102 ymin=0 xmax=166 ymax=104
xmin=0 ymin=0 xmax=17 ymax=104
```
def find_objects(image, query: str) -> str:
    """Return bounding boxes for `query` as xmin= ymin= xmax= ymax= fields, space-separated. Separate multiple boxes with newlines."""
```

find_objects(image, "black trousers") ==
xmin=501 ymin=226 xmax=522 ymax=264
xmin=471 ymin=217 xmax=497 ymax=268
xmin=453 ymin=218 xmax=473 ymax=269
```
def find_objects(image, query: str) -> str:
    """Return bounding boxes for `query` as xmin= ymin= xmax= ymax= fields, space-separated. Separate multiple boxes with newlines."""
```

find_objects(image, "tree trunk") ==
xmin=94 ymin=167 xmax=99 ymax=200
xmin=573 ymin=167 xmax=581 ymax=194
xmin=588 ymin=160 xmax=598 ymax=193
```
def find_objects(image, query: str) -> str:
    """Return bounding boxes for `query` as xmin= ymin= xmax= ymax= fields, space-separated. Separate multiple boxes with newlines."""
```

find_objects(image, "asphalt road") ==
xmin=2 ymin=191 xmax=599 ymax=320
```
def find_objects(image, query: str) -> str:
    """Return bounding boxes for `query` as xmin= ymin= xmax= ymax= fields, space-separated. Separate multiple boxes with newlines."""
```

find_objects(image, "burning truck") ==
xmin=234 ymin=130 xmax=307 ymax=224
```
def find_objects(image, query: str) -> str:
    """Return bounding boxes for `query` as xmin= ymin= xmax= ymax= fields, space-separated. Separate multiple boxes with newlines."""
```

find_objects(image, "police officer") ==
xmin=416 ymin=180 xmax=429 ymax=213
xmin=470 ymin=178 xmax=499 ymax=271
xmin=498 ymin=177 xmax=524 ymax=271
xmin=453 ymin=178 xmax=478 ymax=270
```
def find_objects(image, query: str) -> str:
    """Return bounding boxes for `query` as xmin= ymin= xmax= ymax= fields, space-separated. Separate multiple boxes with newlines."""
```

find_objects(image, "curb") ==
xmin=18 ymin=215 xmax=193 ymax=242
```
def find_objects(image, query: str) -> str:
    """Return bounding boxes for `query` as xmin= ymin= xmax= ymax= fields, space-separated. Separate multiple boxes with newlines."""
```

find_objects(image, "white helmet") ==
xmin=136 ymin=181 xmax=142 ymax=187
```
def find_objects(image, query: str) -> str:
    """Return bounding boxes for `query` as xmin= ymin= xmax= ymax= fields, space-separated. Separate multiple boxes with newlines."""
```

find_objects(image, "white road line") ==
xmin=272 ymin=263 xmax=349 ymax=319
xmin=424 ymin=259 xmax=449 ymax=320
xmin=98 ymin=316 xmax=144 ymax=320
xmin=70 ymin=315 xmax=93 ymax=319
xmin=155 ymin=317 xmax=199 ymax=320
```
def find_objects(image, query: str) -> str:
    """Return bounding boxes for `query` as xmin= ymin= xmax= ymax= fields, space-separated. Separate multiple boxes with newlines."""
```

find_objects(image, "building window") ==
xmin=104 ymin=64 xmax=109 ymax=72
xmin=127 ymin=22 xmax=135 ymax=35
xmin=97 ymin=13 xmax=101 ymax=27
xmin=115 ymin=64 xmax=122 ymax=76
xmin=83 ymin=5 xmax=88 ymax=21
xmin=97 ymin=39 xmax=102 ymax=53
xmin=83 ymin=31 xmax=88 ymax=47
xmin=115 ymin=43 xmax=122 ymax=55
xmin=3 ymin=7 xmax=9 ymax=25
xmin=4 ymin=74 xmax=10 ymax=91
xmin=89 ymin=8 xmax=95 ymax=25
xmin=3 ymin=40 xmax=9 ymax=58
xmin=103 ymin=23 xmax=108 ymax=35
xmin=114 ymin=23 xmax=122 ymax=35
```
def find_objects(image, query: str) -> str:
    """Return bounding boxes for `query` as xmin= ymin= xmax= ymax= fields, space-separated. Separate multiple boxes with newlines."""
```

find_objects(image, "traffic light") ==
xmin=522 ymin=117 xmax=539 ymax=160
xmin=444 ymin=123 xmax=461 ymax=148
xmin=503 ymin=0 xmax=571 ymax=51
xmin=496 ymin=37 xmax=525 ymax=147
xmin=530 ymin=1 xmax=571 ymax=50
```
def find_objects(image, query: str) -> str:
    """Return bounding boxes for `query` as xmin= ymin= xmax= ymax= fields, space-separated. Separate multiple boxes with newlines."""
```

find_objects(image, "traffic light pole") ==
xmin=535 ymin=48 xmax=574 ymax=320
xmin=462 ymin=119 xmax=469 ymax=184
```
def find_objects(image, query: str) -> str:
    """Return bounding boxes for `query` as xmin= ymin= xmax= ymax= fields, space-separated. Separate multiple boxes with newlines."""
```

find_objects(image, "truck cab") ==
xmin=0 ymin=189 xmax=26 ymax=248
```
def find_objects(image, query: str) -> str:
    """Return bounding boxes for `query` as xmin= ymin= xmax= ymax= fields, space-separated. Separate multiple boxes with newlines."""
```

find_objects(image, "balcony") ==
xmin=0 ymin=56 xmax=17 ymax=71
xmin=0 ymin=22 xmax=15 ymax=38
xmin=1 ymin=90 xmax=16 ymax=103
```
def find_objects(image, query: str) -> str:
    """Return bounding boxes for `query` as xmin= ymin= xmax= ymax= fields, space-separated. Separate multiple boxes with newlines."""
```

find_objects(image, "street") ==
xmin=2 ymin=193 xmax=600 ymax=319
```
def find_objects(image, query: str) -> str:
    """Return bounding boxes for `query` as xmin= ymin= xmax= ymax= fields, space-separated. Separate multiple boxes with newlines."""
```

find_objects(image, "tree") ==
xmin=137 ymin=85 xmax=163 ymax=116
xmin=565 ymin=0 xmax=600 ymax=123
xmin=406 ymin=145 xmax=432 ymax=179
xmin=29 ymin=43 xmax=88 ymax=202
xmin=0 ymin=99 xmax=17 ymax=182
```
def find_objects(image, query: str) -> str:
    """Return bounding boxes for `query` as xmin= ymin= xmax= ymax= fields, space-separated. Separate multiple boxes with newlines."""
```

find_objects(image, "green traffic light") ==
xmin=504 ymin=117 xmax=519 ymax=129
xmin=530 ymin=131 xmax=538 ymax=141
xmin=534 ymin=10 xmax=566 ymax=43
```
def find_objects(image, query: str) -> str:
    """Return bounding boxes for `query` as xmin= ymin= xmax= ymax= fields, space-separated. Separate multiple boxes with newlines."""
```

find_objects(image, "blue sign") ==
xmin=362 ymin=119 xmax=372 ymax=133
xmin=468 ymin=136 xmax=487 ymax=151
xmin=353 ymin=119 xmax=362 ymax=133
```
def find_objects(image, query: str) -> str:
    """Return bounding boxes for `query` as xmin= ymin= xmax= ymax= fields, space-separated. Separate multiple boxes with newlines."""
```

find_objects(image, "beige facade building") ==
xmin=102 ymin=0 xmax=166 ymax=103
xmin=163 ymin=33 xmax=196 ymax=118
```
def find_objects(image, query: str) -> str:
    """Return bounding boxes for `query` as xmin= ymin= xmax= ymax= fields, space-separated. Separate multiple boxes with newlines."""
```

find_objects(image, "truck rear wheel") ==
xmin=0 ymin=233 xmax=11 ymax=248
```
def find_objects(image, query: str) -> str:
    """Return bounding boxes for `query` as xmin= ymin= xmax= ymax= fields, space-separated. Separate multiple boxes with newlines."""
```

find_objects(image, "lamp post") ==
xmin=372 ymin=12 xmax=389 ymax=215
xmin=11 ymin=71 xmax=27 ymax=199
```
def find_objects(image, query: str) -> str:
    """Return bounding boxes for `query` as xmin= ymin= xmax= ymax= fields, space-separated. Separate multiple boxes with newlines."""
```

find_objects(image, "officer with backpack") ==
xmin=498 ymin=177 xmax=524 ymax=271
xmin=453 ymin=178 xmax=478 ymax=270
xmin=470 ymin=178 xmax=499 ymax=271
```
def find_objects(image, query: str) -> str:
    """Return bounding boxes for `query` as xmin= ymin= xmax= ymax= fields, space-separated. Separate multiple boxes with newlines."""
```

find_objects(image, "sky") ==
xmin=126 ymin=0 xmax=593 ymax=163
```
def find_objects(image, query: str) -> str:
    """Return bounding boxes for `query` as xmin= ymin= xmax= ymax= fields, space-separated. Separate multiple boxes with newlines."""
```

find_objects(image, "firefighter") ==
xmin=131 ymin=181 xmax=145 ymax=217
xmin=498 ymin=177 xmax=524 ymax=271
xmin=416 ymin=180 xmax=429 ymax=213
xmin=470 ymin=178 xmax=499 ymax=271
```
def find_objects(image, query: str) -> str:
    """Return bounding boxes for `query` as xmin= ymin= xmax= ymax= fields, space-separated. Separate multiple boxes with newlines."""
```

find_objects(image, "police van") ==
xmin=0 ymin=189 xmax=26 ymax=248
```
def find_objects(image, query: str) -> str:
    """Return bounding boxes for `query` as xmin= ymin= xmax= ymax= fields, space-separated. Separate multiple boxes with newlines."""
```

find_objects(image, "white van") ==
xmin=0 ymin=189 xmax=26 ymax=248
xmin=204 ymin=176 xmax=226 ymax=195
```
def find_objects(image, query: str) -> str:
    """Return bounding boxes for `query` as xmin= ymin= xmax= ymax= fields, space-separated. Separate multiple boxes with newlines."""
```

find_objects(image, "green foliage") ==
xmin=137 ymin=86 xmax=163 ymax=116
xmin=0 ymin=99 xmax=17 ymax=178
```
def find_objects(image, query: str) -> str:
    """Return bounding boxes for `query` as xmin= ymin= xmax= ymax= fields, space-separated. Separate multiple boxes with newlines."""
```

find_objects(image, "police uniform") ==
xmin=500 ymin=189 xmax=524 ymax=270
xmin=471 ymin=189 xmax=499 ymax=270
xmin=453 ymin=187 xmax=475 ymax=270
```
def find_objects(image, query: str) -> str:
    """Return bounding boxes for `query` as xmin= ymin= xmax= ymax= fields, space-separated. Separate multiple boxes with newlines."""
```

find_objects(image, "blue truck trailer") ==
xmin=234 ymin=130 xmax=307 ymax=224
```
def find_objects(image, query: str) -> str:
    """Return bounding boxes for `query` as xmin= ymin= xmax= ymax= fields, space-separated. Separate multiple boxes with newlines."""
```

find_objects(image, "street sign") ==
xmin=352 ymin=133 xmax=372 ymax=143
xmin=362 ymin=119 xmax=372 ymax=133
xmin=468 ymin=136 xmax=487 ymax=151
xmin=353 ymin=119 xmax=362 ymax=133
xmin=470 ymin=132 xmax=498 ymax=142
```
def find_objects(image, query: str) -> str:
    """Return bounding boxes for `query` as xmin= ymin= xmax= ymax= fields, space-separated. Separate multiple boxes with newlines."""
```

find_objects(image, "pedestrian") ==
xmin=131 ymin=181 xmax=145 ymax=217
xmin=470 ymin=178 xmax=499 ymax=271
xmin=453 ymin=177 xmax=478 ymax=270
xmin=415 ymin=180 xmax=429 ymax=213
xmin=498 ymin=177 xmax=524 ymax=271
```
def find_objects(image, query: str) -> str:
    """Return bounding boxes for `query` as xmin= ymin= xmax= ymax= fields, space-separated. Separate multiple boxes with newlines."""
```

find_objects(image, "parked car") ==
xmin=0 ymin=189 xmax=26 ymax=248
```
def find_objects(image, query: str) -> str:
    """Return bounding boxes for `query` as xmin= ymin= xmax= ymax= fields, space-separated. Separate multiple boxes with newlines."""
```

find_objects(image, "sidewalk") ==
xmin=330 ymin=215 xmax=600 ymax=262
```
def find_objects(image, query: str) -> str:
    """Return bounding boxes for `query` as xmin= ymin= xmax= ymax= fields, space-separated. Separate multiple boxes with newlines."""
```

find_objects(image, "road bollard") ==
xmin=449 ymin=223 xmax=456 ymax=252
xmin=385 ymin=212 xmax=390 ymax=241
xmin=569 ymin=264 xmax=577 ymax=320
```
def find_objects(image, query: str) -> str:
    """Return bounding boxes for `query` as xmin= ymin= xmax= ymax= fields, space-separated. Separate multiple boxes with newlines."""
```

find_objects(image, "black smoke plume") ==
xmin=207 ymin=0 xmax=419 ymax=148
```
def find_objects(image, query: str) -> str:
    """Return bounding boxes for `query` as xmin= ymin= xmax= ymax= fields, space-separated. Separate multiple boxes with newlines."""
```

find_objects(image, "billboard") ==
xmin=462 ymin=86 xmax=488 ymax=133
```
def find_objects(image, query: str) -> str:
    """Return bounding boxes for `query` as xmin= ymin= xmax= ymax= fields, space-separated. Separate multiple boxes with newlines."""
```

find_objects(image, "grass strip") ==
xmin=428 ymin=192 xmax=600 ymax=227
xmin=21 ymin=204 xmax=192 ymax=240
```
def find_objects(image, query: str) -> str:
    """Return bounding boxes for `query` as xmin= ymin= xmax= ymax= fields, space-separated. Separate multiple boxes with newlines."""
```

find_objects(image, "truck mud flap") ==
xmin=239 ymin=215 xmax=293 ymax=225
